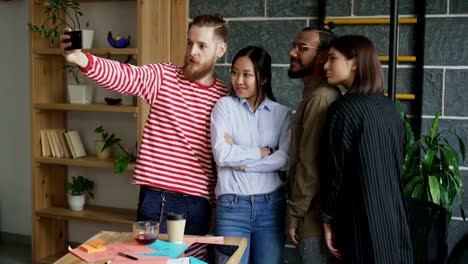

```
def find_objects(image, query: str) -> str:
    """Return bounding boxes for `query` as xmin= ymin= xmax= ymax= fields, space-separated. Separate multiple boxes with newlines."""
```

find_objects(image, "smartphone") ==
xmin=64 ymin=30 xmax=83 ymax=50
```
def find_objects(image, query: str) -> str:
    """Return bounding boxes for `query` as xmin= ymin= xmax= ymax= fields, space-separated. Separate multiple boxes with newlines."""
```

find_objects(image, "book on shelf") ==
xmin=47 ymin=130 xmax=60 ymax=158
xmin=40 ymin=129 xmax=86 ymax=159
xmin=65 ymin=130 xmax=87 ymax=158
xmin=40 ymin=129 xmax=51 ymax=157
xmin=64 ymin=132 xmax=77 ymax=158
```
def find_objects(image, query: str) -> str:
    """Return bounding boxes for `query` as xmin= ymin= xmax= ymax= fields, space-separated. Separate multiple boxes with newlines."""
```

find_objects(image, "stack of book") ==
xmin=40 ymin=129 xmax=86 ymax=159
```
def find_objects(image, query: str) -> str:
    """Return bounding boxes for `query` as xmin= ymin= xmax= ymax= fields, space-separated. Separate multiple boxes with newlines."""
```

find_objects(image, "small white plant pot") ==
xmin=68 ymin=85 xmax=93 ymax=104
xmin=121 ymin=95 xmax=135 ymax=106
xmin=68 ymin=194 xmax=86 ymax=211
xmin=81 ymin=29 xmax=94 ymax=49
xmin=95 ymin=141 xmax=112 ymax=159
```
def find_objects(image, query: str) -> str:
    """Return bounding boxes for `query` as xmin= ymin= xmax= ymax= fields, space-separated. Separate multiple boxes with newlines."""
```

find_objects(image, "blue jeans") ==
xmin=137 ymin=186 xmax=211 ymax=235
xmin=214 ymin=188 xmax=286 ymax=264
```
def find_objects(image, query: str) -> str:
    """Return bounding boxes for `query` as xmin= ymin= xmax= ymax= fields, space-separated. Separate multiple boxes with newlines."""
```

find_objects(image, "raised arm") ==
xmin=60 ymin=29 xmax=162 ymax=104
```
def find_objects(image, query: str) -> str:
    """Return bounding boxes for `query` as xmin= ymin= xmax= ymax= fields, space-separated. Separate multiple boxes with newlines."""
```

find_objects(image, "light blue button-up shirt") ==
xmin=211 ymin=96 xmax=292 ymax=197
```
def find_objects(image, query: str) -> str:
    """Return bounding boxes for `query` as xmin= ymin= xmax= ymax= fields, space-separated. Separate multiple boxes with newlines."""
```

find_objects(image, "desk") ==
xmin=54 ymin=231 xmax=247 ymax=264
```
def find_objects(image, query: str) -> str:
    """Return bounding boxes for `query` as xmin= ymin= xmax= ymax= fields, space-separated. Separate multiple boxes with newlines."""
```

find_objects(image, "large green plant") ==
xmin=65 ymin=176 xmax=94 ymax=198
xmin=29 ymin=0 xmax=83 ymax=45
xmin=396 ymin=101 xmax=466 ymax=219
xmin=94 ymin=125 xmax=137 ymax=174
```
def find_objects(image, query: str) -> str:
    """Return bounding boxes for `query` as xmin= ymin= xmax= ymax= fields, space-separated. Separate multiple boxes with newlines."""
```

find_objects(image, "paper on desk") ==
xmin=167 ymin=257 xmax=190 ymax=264
xmin=189 ymin=256 xmax=209 ymax=264
xmin=182 ymin=236 xmax=224 ymax=245
xmin=111 ymin=256 xmax=169 ymax=264
xmin=139 ymin=240 xmax=190 ymax=259
xmin=166 ymin=257 xmax=208 ymax=264
xmin=69 ymin=242 xmax=154 ymax=262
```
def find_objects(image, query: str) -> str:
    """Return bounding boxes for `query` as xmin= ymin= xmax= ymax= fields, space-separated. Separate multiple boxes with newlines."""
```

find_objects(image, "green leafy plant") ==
xmin=65 ymin=176 xmax=94 ymax=198
xmin=94 ymin=125 xmax=137 ymax=174
xmin=28 ymin=0 xmax=83 ymax=45
xmin=396 ymin=101 xmax=466 ymax=220
xmin=64 ymin=64 xmax=81 ymax=84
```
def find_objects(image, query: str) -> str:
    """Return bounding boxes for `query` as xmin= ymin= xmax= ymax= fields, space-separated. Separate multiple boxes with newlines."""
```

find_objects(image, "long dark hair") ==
xmin=230 ymin=46 xmax=275 ymax=104
xmin=329 ymin=35 xmax=384 ymax=94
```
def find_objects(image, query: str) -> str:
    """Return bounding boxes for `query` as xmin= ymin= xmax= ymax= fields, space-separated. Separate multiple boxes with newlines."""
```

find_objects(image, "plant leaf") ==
xmin=412 ymin=183 xmax=424 ymax=199
xmin=421 ymin=148 xmax=436 ymax=178
xmin=428 ymin=175 xmax=441 ymax=205
xmin=114 ymin=153 xmax=132 ymax=174
xmin=404 ymin=176 xmax=421 ymax=197
xmin=429 ymin=113 xmax=440 ymax=143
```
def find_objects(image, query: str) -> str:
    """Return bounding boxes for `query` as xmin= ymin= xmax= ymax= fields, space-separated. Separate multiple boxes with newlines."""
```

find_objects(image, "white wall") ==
xmin=0 ymin=0 xmax=31 ymax=236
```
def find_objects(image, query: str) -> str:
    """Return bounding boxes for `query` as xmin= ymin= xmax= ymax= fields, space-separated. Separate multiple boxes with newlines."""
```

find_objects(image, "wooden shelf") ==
xmin=32 ymin=48 xmax=138 ymax=55
xmin=30 ymin=0 xmax=188 ymax=262
xmin=35 ymin=156 xmax=136 ymax=170
xmin=79 ymin=0 xmax=135 ymax=2
xmin=36 ymin=205 xmax=135 ymax=227
xmin=34 ymin=103 xmax=138 ymax=113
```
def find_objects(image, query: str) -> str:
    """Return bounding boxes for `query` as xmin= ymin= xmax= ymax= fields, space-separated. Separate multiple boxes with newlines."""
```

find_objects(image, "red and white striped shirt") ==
xmin=81 ymin=54 xmax=229 ymax=201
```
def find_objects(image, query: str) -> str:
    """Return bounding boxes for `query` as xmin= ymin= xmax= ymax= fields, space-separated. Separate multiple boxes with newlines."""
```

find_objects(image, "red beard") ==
xmin=183 ymin=56 xmax=216 ymax=81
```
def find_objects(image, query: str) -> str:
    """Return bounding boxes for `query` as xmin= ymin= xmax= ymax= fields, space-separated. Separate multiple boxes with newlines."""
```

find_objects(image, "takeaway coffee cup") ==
xmin=64 ymin=30 xmax=83 ymax=50
xmin=166 ymin=212 xmax=186 ymax=243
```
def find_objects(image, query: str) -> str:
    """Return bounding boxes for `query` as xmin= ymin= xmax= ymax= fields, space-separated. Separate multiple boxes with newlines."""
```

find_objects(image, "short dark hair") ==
xmin=230 ymin=46 xmax=275 ymax=105
xmin=189 ymin=14 xmax=229 ymax=42
xmin=329 ymin=35 xmax=384 ymax=94
xmin=302 ymin=26 xmax=335 ymax=52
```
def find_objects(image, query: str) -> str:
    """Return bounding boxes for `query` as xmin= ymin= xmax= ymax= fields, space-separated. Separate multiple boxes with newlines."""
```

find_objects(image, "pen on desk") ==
xmin=118 ymin=251 xmax=138 ymax=260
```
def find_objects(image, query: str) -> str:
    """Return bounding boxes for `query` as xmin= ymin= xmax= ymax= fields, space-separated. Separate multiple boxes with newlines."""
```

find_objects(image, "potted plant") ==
xmin=65 ymin=64 xmax=93 ymax=104
xmin=94 ymin=125 xmax=137 ymax=174
xmin=65 ymin=175 xmax=94 ymax=211
xmin=397 ymin=101 xmax=466 ymax=262
xmin=29 ymin=0 xmax=93 ymax=48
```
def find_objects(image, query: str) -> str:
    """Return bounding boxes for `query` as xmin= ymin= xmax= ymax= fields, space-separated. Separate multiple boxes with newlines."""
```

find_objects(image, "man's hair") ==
xmin=330 ymin=35 xmax=384 ymax=94
xmin=230 ymin=46 xmax=275 ymax=105
xmin=189 ymin=14 xmax=229 ymax=42
xmin=301 ymin=26 xmax=335 ymax=52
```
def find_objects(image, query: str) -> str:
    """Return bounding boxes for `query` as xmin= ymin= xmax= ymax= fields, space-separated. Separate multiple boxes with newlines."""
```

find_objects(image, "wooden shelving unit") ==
xmin=29 ymin=0 xmax=188 ymax=262
xmin=34 ymin=103 xmax=138 ymax=113
xmin=34 ymin=155 xmax=136 ymax=169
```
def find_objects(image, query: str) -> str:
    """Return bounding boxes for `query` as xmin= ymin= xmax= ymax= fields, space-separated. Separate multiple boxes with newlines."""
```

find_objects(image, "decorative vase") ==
xmin=67 ymin=194 xmax=86 ymax=211
xmin=81 ymin=29 xmax=94 ymax=49
xmin=68 ymin=85 xmax=93 ymax=104
xmin=95 ymin=141 xmax=111 ymax=159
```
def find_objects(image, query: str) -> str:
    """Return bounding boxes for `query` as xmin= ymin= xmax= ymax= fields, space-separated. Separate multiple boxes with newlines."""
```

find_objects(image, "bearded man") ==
xmin=285 ymin=27 xmax=341 ymax=264
xmin=61 ymin=14 xmax=228 ymax=259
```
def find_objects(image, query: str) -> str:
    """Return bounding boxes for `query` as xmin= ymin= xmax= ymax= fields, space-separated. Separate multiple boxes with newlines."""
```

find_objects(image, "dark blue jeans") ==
xmin=214 ymin=188 xmax=286 ymax=264
xmin=137 ymin=186 xmax=211 ymax=235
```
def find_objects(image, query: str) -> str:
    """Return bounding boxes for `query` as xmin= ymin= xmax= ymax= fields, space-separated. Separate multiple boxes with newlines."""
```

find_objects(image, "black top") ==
xmin=322 ymin=94 xmax=413 ymax=263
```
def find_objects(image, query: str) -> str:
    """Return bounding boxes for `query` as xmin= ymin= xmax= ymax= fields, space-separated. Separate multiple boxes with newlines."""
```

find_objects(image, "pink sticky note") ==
xmin=69 ymin=242 xmax=154 ymax=262
xmin=182 ymin=236 xmax=224 ymax=245
xmin=111 ymin=256 xmax=170 ymax=264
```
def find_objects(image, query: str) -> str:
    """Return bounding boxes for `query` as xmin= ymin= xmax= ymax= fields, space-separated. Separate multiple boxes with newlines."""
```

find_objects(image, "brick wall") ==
xmin=190 ymin=0 xmax=468 ymax=255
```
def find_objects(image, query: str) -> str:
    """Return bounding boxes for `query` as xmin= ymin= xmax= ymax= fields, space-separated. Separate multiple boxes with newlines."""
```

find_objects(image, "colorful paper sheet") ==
xmin=189 ymin=256 xmax=209 ymax=264
xmin=182 ymin=236 xmax=224 ymax=245
xmin=69 ymin=242 xmax=154 ymax=262
xmin=139 ymin=240 xmax=190 ymax=259
xmin=111 ymin=256 xmax=169 ymax=264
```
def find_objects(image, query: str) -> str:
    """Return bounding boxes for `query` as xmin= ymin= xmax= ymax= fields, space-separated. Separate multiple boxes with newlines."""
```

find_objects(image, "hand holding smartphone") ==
xmin=64 ymin=30 xmax=83 ymax=50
